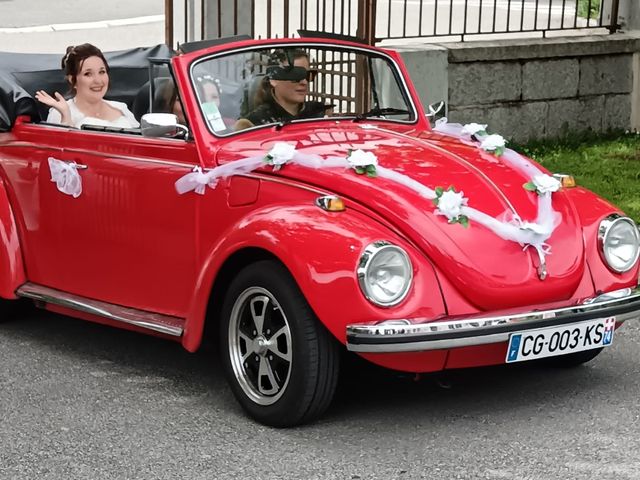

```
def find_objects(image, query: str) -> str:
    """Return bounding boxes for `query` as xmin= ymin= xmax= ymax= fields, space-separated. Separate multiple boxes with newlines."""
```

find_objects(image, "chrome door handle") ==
xmin=48 ymin=157 xmax=88 ymax=170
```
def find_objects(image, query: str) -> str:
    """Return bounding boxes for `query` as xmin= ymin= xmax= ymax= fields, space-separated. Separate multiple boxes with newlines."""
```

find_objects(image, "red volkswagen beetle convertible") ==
xmin=0 ymin=36 xmax=639 ymax=427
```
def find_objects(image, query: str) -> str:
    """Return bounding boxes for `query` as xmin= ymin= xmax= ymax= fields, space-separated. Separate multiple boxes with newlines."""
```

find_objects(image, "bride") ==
xmin=35 ymin=43 xmax=139 ymax=129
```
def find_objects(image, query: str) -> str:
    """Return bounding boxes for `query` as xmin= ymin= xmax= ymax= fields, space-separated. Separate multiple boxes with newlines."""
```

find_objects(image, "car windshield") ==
xmin=190 ymin=44 xmax=416 ymax=136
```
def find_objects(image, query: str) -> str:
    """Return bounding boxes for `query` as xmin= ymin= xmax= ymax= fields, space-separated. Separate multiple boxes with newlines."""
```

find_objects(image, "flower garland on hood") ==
xmin=175 ymin=121 xmax=562 ymax=279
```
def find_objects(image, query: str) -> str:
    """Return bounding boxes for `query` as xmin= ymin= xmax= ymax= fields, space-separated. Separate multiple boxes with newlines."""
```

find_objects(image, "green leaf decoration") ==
xmin=435 ymin=186 xmax=444 ymax=196
xmin=364 ymin=164 xmax=377 ymax=177
xmin=447 ymin=185 xmax=456 ymax=192
xmin=459 ymin=216 xmax=470 ymax=228
xmin=494 ymin=147 xmax=505 ymax=157
xmin=355 ymin=166 xmax=365 ymax=175
xmin=263 ymin=153 xmax=274 ymax=163
xmin=523 ymin=182 xmax=537 ymax=192
xmin=432 ymin=198 xmax=439 ymax=206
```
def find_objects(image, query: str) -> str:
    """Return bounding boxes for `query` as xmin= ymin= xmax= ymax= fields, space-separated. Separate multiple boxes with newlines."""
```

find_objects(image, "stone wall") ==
xmin=395 ymin=33 xmax=640 ymax=142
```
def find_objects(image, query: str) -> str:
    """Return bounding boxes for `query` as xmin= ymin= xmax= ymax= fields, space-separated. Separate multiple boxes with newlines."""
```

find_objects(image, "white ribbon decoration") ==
xmin=175 ymin=157 xmax=265 ymax=195
xmin=175 ymin=132 xmax=562 ymax=273
xmin=432 ymin=121 xmax=562 ymax=273
xmin=175 ymin=143 xmax=352 ymax=195
xmin=48 ymin=157 xmax=82 ymax=198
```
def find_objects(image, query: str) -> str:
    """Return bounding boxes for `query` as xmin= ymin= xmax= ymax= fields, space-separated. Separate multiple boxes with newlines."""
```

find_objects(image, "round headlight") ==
xmin=357 ymin=242 xmax=413 ymax=307
xmin=598 ymin=215 xmax=640 ymax=273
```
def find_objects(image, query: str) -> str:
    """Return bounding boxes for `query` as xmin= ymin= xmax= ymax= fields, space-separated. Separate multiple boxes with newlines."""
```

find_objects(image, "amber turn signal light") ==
xmin=553 ymin=174 xmax=576 ymax=188
xmin=315 ymin=195 xmax=346 ymax=211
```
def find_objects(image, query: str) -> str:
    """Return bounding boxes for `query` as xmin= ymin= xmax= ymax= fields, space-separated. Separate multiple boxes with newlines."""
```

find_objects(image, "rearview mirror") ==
xmin=141 ymin=113 xmax=189 ymax=138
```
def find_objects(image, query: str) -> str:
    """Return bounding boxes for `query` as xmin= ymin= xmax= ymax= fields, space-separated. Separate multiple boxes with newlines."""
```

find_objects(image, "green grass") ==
xmin=577 ymin=0 xmax=601 ymax=20
xmin=517 ymin=131 xmax=640 ymax=222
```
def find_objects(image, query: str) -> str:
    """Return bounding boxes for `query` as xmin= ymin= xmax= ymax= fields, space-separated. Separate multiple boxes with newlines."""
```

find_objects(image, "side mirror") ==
xmin=141 ymin=113 xmax=189 ymax=138
xmin=425 ymin=101 xmax=446 ymax=126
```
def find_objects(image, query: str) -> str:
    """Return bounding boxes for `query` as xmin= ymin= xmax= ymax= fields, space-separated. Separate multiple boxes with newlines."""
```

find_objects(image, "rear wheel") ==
xmin=543 ymin=348 xmax=604 ymax=368
xmin=220 ymin=260 xmax=340 ymax=427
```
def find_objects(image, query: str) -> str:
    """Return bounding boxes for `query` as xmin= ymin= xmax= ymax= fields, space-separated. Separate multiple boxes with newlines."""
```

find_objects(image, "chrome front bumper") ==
xmin=346 ymin=287 xmax=640 ymax=353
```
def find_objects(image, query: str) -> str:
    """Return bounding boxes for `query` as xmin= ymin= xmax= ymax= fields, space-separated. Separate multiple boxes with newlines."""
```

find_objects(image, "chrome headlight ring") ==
xmin=598 ymin=214 xmax=640 ymax=273
xmin=357 ymin=241 xmax=413 ymax=307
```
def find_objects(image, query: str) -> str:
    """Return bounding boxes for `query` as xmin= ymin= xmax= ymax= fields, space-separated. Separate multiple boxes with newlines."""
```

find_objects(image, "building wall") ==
xmin=395 ymin=33 xmax=640 ymax=142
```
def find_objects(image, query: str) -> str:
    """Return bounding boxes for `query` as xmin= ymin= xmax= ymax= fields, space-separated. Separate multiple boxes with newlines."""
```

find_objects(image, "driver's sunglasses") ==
xmin=288 ymin=69 xmax=318 ymax=83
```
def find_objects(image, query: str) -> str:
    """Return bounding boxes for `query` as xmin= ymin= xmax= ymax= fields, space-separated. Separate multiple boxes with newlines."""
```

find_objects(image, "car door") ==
xmin=28 ymin=128 xmax=200 ymax=318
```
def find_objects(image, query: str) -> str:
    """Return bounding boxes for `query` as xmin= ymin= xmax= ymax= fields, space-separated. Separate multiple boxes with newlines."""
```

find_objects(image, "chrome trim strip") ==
xmin=346 ymin=287 xmax=640 ymax=353
xmin=1 ymin=142 xmax=196 ymax=169
xmin=16 ymin=283 xmax=184 ymax=337
xmin=61 ymin=147 xmax=197 ymax=169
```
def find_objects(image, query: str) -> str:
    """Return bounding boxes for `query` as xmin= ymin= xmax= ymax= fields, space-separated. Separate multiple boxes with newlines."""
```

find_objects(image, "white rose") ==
xmin=480 ymin=134 xmax=506 ymax=152
xmin=267 ymin=142 xmax=297 ymax=165
xmin=347 ymin=149 xmax=378 ymax=168
xmin=461 ymin=123 xmax=487 ymax=137
xmin=532 ymin=174 xmax=561 ymax=195
xmin=436 ymin=189 xmax=468 ymax=220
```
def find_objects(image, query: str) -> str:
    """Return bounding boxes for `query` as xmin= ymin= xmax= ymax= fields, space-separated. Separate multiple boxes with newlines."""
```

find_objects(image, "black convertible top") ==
xmin=0 ymin=44 xmax=172 ymax=132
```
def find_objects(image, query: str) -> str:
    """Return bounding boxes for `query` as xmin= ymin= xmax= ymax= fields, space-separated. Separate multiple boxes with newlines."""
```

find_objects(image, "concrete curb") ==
xmin=0 ymin=15 xmax=164 ymax=34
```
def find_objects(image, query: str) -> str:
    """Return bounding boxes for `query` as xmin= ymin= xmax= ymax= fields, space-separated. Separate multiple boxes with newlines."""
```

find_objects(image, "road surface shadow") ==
xmin=1 ymin=308 xmax=618 ymax=428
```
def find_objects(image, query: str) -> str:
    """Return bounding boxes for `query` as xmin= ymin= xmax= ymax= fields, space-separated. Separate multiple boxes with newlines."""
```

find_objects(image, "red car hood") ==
xmin=216 ymin=124 xmax=586 ymax=310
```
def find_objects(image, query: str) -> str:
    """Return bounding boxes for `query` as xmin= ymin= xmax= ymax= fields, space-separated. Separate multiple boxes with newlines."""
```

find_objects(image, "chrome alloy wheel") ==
xmin=228 ymin=286 xmax=293 ymax=406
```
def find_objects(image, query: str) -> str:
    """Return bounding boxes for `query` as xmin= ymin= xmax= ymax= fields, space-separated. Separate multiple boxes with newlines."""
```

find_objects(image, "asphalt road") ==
xmin=1 ymin=306 xmax=639 ymax=479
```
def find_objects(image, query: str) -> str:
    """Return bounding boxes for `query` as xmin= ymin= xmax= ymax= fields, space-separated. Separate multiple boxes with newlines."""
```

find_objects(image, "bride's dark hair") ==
xmin=61 ymin=43 xmax=110 ymax=90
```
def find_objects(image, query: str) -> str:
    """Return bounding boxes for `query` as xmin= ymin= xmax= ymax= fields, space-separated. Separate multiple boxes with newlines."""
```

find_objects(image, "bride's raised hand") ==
xmin=35 ymin=91 xmax=72 ymax=125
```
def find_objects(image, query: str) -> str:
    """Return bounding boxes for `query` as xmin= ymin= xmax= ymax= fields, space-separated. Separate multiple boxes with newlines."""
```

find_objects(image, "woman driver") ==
xmin=239 ymin=49 xmax=331 ymax=129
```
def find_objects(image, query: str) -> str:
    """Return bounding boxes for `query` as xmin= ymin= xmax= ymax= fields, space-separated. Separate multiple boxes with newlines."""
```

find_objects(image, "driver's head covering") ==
xmin=265 ymin=49 xmax=311 ymax=82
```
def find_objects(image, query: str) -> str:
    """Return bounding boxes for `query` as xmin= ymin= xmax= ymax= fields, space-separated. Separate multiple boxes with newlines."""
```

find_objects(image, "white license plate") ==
xmin=505 ymin=316 xmax=616 ymax=363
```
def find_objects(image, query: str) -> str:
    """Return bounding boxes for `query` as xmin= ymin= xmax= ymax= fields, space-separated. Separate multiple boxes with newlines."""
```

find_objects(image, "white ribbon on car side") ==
xmin=175 ymin=123 xmax=562 ymax=277
xmin=48 ymin=157 xmax=83 ymax=198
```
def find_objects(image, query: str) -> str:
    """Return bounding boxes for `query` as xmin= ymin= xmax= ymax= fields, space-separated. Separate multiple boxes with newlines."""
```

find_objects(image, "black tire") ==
xmin=219 ymin=260 xmax=340 ymax=427
xmin=0 ymin=298 xmax=29 ymax=322
xmin=543 ymin=348 xmax=604 ymax=368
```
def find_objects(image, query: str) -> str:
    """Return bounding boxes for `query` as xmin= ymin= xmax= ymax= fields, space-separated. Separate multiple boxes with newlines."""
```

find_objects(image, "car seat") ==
xmin=132 ymin=77 xmax=174 ymax=120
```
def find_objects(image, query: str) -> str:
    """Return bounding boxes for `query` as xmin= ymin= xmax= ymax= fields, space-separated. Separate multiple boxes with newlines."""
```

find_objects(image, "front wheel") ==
xmin=220 ymin=260 xmax=340 ymax=427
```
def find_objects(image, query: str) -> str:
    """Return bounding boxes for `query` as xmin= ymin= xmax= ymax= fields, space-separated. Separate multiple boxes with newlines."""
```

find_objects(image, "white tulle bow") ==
xmin=48 ymin=157 xmax=82 ymax=198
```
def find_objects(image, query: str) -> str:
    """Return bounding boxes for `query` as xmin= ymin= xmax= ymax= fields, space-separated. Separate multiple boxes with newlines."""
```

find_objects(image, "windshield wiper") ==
xmin=353 ymin=107 xmax=411 ymax=122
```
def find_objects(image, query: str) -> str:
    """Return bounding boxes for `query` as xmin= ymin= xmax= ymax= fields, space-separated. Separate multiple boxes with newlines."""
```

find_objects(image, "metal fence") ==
xmin=165 ymin=0 xmax=620 ymax=46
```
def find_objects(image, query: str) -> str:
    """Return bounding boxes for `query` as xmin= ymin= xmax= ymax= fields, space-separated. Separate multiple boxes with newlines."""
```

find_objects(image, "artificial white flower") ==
xmin=480 ymin=134 xmax=506 ymax=152
xmin=532 ymin=174 xmax=561 ymax=195
xmin=347 ymin=149 xmax=378 ymax=168
xmin=266 ymin=142 xmax=297 ymax=166
xmin=461 ymin=123 xmax=487 ymax=137
xmin=436 ymin=189 xmax=468 ymax=220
